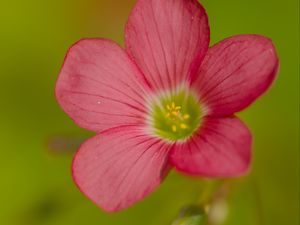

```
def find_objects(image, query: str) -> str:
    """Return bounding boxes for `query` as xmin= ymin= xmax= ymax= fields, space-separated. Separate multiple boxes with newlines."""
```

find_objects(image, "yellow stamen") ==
xmin=172 ymin=125 xmax=177 ymax=132
xmin=171 ymin=102 xmax=175 ymax=108
xmin=166 ymin=104 xmax=171 ymax=110
xmin=175 ymin=106 xmax=181 ymax=110
xmin=171 ymin=111 xmax=178 ymax=116
xmin=165 ymin=113 xmax=170 ymax=118
xmin=180 ymin=123 xmax=188 ymax=129
xmin=183 ymin=114 xmax=190 ymax=120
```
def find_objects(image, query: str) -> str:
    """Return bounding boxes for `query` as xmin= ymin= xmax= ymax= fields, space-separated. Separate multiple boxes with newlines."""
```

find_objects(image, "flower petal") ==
xmin=72 ymin=126 xmax=171 ymax=212
xmin=125 ymin=0 xmax=209 ymax=91
xmin=56 ymin=39 xmax=150 ymax=132
xmin=192 ymin=35 xmax=279 ymax=116
xmin=170 ymin=117 xmax=252 ymax=177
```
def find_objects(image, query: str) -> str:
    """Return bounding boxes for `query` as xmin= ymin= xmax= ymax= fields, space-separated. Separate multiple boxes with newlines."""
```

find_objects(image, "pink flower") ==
xmin=55 ymin=0 xmax=278 ymax=212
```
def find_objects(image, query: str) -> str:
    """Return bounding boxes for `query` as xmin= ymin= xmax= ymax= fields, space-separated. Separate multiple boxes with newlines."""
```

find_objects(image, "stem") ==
xmin=196 ymin=179 xmax=231 ymax=225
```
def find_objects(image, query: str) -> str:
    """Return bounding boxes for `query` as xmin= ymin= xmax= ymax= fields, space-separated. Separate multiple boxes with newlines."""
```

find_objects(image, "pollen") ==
xmin=164 ymin=102 xmax=182 ymax=120
xmin=180 ymin=123 xmax=188 ymax=129
xmin=172 ymin=125 xmax=177 ymax=132
xmin=171 ymin=111 xmax=178 ymax=116
xmin=164 ymin=102 xmax=192 ymax=133
xmin=183 ymin=114 xmax=190 ymax=120
xmin=150 ymin=89 xmax=202 ymax=141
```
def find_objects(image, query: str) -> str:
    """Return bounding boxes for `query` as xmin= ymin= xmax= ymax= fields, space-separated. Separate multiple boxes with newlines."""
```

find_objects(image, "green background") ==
xmin=0 ymin=0 xmax=299 ymax=224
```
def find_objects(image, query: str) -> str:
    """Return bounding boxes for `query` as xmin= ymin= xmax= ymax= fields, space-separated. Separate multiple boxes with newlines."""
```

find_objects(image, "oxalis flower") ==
xmin=56 ymin=0 xmax=278 ymax=212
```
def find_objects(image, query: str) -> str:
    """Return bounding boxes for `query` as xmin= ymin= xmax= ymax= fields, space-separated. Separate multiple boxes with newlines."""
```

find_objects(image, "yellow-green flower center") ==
xmin=149 ymin=89 xmax=203 ymax=141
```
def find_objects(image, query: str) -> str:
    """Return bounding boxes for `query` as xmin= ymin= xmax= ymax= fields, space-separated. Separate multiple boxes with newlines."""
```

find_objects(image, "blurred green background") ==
xmin=0 ymin=0 xmax=299 ymax=224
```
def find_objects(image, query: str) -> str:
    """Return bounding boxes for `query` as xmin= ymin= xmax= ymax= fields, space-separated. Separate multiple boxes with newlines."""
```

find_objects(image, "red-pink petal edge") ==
xmin=72 ymin=126 xmax=172 ymax=212
xmin=170 ymin=116 xmax=252 ymax=177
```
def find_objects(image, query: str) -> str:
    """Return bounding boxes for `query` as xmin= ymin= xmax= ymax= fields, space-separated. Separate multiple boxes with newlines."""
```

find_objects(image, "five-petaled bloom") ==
xmin=56 ymin=0 xmax=278 ymax=212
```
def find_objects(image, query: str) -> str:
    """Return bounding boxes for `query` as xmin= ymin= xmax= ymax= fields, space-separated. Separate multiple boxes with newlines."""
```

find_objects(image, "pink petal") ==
xmin=170 ymin=117 xmax=252 ymax=177
xmin=72 ymin=126 xmax=171 ymax=212
xmin=55 ymin=39 xmax=150 ymax=132
xmin=192 ymin=35 xmax=279 ymax=116
xmin=125 ymin=0 xmax=209 ymax=91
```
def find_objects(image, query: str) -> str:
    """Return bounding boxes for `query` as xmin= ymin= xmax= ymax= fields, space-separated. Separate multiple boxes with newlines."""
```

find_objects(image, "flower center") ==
xmin=148 ymin=89 xmax=203 ymax=141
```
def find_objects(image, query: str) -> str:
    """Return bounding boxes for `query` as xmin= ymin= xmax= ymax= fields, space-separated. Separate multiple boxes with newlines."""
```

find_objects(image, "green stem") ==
xmin=196 ymin=179 xmax=231 ymax=225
